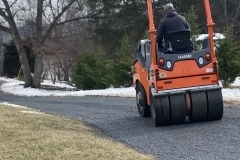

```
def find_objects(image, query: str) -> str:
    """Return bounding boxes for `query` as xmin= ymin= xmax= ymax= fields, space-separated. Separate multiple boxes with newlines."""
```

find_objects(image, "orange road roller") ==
xmin=132 ymin=0 xmax=223 ymax=126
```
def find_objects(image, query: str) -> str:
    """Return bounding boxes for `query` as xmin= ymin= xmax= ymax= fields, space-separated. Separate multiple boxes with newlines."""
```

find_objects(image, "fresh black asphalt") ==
xmin=0 ymin=84 xmax=240 ymax=159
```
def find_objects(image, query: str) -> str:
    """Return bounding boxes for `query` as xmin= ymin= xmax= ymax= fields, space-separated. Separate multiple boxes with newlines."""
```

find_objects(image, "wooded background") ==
xmin=0 ymin=0 xmax=240 ymax=89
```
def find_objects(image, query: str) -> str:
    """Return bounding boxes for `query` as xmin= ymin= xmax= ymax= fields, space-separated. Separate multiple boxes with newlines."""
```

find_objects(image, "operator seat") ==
xmin=167 ymin=29 xmax=193 ymax=54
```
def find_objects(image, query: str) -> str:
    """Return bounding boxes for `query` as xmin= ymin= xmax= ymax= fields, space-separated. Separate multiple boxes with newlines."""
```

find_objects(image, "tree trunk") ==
xmin=0 ymin=0 xmax=32 ymax=87
xmin=32 ymin=0 xmax=76 ymax=88
xmin=9 ymin=24 xmax=32 ymax=88
xmin=32 ymin=53 xmax=43 ymax=88
xmin=57 ymin=68 xmax=62 ymax=81
xmin=32 ymin=0 xmax=43 ymax=88
xmin=63 ymin=68 xmax=69 ymax=81
xmin=222 ymin=80 xmax=229 ymax=88
xmin=223 ymin=0 xmax=229 ymax=28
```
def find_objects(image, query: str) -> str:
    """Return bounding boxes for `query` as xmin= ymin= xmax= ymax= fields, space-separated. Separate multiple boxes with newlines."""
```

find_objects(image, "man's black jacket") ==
xmin=156 ymin=8 xmax=190 ymax=47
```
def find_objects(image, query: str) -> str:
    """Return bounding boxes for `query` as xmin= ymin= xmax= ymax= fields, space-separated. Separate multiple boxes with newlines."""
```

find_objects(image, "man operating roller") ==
xmin=156 ymin=3 xmax=190 ymax=52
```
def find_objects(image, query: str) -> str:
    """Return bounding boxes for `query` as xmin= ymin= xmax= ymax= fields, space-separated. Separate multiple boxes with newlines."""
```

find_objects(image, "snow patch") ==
xmin=230 ymin=77 xmax=240 ymax=87
xmin=196 ymin=33 xmax=225 ymax=41
xmin=0 ymin=102 xmax=28 ymax=109
xmin=20 ymin=110 xmax=44 ymax=114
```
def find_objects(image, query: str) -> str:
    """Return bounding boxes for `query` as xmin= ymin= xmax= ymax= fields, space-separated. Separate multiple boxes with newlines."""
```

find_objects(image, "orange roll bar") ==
xmin=147 ymin=0 xmax=157 ymax=65
xmin=203 ymin=0 xmax=216 ymax=58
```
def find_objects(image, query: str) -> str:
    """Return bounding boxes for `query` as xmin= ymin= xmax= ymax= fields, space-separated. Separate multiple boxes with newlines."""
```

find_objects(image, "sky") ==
xmin=0 ymin=77 xmax=240 ymax=105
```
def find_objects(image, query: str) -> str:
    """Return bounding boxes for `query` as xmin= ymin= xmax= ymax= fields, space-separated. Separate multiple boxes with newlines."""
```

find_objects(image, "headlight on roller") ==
xmin=198 ymin=57 xmax=204 ymax=65
xmin=166 ymin=61 xmax=172 ymax=69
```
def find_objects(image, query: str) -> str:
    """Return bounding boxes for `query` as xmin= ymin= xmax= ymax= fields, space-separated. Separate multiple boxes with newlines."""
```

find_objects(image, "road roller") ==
xmin=132 ymin=0 xmax=223 ymax=126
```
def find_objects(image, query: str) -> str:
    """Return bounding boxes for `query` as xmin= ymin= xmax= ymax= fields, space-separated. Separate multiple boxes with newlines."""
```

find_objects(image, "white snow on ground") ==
xmin=222 ymin=77 xmax=240 ymax=104
xmin=0 ymin=101 xmax=45 ymax=115
xmin=230 ymin=77 xmax=240 ymax=86
xmin=41 ymin=80 xmax=76 ymax=89
xmin=0 ymin=102 xmax=28 ymax=109
xmin=222 ymin=88 xmax=240 ymax=103
xmin=0 ymin=76 xmax=240 ymax=104
xmin=20 ymin=110 xmax=44 ymax=114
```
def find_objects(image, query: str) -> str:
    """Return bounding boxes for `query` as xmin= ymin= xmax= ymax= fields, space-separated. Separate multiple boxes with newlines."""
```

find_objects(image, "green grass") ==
xmin=0 ymin=105 xmax=156 ymax=160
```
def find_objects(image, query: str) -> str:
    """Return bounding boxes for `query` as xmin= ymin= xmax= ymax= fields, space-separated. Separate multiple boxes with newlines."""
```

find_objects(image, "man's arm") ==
xmin=156 ymin=20 xmax=164 ymax=47
xmin=185 ymin=18 xmax=191 ymax=30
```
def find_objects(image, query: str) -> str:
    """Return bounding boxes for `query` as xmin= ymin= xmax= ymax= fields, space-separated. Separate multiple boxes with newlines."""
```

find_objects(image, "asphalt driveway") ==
xmin=0 ymin=85 xmax=240 ymax=160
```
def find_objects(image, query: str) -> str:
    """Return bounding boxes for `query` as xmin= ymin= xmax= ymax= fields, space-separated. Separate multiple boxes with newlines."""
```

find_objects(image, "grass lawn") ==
xmin=0 ymin=104 xmax=156 ymax=160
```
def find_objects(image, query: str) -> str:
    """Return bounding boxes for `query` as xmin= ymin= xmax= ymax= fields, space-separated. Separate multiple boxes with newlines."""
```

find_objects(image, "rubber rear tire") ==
xmin=136 ymin=82 xmax=150 ymax=117
xmin=207 ymin=89 xmax=223 ymax=121
xmin=150 ymin=91 xmax=161 ymax=126
xmin=190 ymin=91 xmax=208 ymax=122
xmin=150 ymin=87 xmax=171 ymax=126
xmin=169 ymin=94 xmax=186 ymax=124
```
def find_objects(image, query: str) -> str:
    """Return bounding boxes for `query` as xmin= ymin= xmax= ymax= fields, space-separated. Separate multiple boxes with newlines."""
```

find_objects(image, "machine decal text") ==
xmin=178 ymin=54 xmax=192 ymax=59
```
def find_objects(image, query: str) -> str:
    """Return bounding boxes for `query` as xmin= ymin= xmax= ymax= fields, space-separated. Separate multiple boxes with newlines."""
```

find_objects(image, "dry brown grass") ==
xmin=0 ymin=104 xmax=156 ymax=160
xmin=228 ymin=86 xmax=240 ymax=89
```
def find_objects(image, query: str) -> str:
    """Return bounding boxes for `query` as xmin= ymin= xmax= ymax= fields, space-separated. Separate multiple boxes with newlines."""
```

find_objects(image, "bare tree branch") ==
xmin=49 ymin=0 xmax=56 ymax=18
xmin=42 ymin=0 xmax=76 ymax=44
xmin=36 ymin=0 xmax=43 ymax=44
xmin=0 ymin=24 xmax=11 ymax=33
xmin=2 ymin=0 xmax=14 ymax=19
xmin=233 ymin=0 xmax=240 ymax=23
xmin=0 ymin=7 xmax=9 ymax=21
xmin=9 ymin=0 xmax=18 ymax=8
xmin=57 ymin=16 xmax=108 ymax=25
xmin=12 ymin=7 xmax=25 ymax=20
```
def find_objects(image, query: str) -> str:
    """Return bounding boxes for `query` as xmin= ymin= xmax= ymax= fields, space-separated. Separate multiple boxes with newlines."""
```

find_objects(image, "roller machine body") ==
xmin=132 ymin=0 xmax=223 ymax=126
